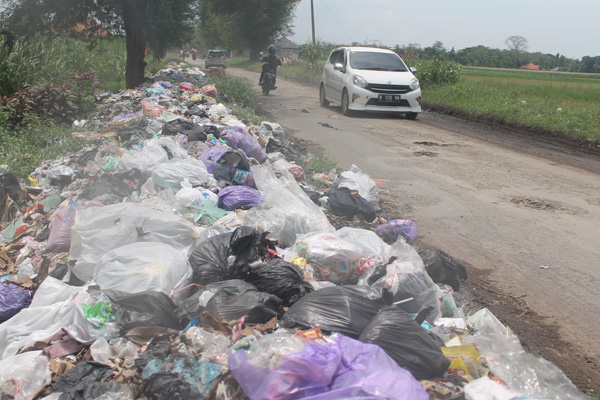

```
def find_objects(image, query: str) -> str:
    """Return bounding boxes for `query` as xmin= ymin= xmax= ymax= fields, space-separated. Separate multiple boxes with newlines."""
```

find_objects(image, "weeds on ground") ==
xmin=300 ymin=155 xmax=338 ymax=188
xmin=0 ymin=114 xmax=86 ymax=179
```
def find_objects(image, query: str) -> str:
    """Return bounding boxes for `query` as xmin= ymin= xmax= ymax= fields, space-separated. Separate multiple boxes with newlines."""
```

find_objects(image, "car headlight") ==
xmin=410 ymin=78 xmax=420 ymax=90
xmin=352 ymin=75 xmax=368 ymax=88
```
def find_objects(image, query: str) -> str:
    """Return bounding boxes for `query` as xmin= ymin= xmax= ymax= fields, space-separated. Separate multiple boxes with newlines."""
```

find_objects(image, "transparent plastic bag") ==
xmin=357 ymin=239 xmax=441 ymax=321
xmin=59 ymin=290 xmax=119 ymax=344
xmin=0 ymin=351 xmax=51 ymax=399
xmin=239 ymin=164 xmax=334 ymax=247
xmin=185 ymin=327 xmax=232 ymax=363
xmin=463 ymin=309 xmax=585 ymax=399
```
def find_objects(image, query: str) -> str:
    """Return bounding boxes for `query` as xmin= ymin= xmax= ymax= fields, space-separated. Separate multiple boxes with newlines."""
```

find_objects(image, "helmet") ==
xmin=268 ymin=45 xmax=276 ymax=55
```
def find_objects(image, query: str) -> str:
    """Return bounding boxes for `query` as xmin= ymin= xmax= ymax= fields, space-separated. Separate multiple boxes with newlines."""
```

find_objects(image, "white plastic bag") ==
xmin=69 ymin=202 xmax=199 ymax=282
xmin=258 ymin=121 xmax=285 ymax=139
xmin=94 ymin=242 xmax=192 ymax=304
xmin=0 ymin=278 xmax=81 ymax=359
xmin=334 ymin=164 xmax=380 ymax=208
xmin=151 ymin=157 xmax=215 ymax=193
xmin=118 ymin=142 xmax=169 ymax=174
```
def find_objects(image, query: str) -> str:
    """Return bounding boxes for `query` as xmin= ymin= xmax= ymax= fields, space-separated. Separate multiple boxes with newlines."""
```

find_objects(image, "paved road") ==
xmin=216 ymin=65 xmax=600 ymax=390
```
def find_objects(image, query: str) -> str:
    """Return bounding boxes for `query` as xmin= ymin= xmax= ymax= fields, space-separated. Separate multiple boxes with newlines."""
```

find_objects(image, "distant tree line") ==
xmin=391 ymin=40 xmax=600 ymax=73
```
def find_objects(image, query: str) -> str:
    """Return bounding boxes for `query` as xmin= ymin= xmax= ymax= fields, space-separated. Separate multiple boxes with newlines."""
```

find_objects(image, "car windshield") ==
xmin=349 ymin=51 xmax=408 ymax=71
xmin=209 ymin=51 xmax=225 ymax=58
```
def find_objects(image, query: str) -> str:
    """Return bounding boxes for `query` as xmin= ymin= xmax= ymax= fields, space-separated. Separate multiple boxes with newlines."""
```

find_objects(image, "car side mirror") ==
xmin=334 ymin=63 xmax=345 ymax=72
xmin=410 ymin=66 xmax=417 ymax=73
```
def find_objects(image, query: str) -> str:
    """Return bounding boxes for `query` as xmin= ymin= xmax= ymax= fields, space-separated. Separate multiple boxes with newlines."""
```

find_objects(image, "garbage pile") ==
xmin=0 ymin=64 xmax=586 ymax=399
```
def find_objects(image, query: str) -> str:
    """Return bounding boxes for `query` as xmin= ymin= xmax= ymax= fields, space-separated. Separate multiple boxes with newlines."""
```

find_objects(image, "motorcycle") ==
xmin=261 ymin=64 xmax=277 ymax=95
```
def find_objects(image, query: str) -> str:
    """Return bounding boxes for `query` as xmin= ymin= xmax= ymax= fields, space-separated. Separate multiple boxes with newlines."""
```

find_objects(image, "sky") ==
xmin=289 ymin=0 xmax=600 ymax=60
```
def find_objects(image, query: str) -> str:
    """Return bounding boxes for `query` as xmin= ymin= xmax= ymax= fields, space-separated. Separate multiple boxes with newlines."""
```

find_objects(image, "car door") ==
xmin=324 ymin=49 xmax=346 ymax=103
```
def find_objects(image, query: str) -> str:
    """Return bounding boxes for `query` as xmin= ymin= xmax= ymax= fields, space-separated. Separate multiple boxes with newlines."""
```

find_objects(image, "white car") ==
xmin=320 ymin=47 xmax=422 ymax=119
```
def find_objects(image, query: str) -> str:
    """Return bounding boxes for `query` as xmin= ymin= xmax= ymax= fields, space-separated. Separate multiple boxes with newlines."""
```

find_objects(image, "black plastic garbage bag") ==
xmin=184 ymin=106 xmax=209 ymax=119
xmin=327 ymin=186 xmax=376 ymax=222
xmin=244 ymin=259 xmax=313 ymax=307
xmin=419 ymin=249 xmax=468 ymax=291
xmin=115 ymin=118 xmax=153 ymax=145
xmin=176 ymin=280 xmax=257 ymax=327
xmin=188 ymin=226 xmax=275 ymax=285
xmin=58 ymin=382 xmax=130 ymax=400
xmin=204 ymin=284 xmax=282 ymax=324
xmin=358 ymin=305 xmax=450 ymax=380
xmin=161 ymin=119 xmax=207 ymax=142
xmin=79 ymin=170 xmax=146 ymax=200
xmin=280 ymin=285 xmax=392 ymax=338
xmin=53 ymin=361 xmax=113 ymax=393
xmin=177 ymin=279 xmax=281 ymax=327
xmin=135 ymin=340 xmax=171 ymax=370
xmin=142 ymin=372 xmax=192 ymax=400
xmin=104 ymin=290 xmax=181 ymax=332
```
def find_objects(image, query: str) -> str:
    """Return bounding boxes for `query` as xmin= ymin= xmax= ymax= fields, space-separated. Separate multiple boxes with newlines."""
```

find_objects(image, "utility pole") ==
xmin=311 ymin=0 xmax=315 ymax=44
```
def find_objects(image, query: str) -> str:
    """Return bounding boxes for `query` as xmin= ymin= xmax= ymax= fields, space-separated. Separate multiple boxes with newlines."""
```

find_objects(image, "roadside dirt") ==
xmin=216 ymin=66 xmax=600 ymax=395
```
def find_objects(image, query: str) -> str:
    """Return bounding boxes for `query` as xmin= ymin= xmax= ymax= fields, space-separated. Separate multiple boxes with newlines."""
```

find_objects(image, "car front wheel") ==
xmin=405 ymin=112 xmax=418 ymax=120
xmin=341 ymin=89 xmax=352 ymax=116
xmin=320 ymin=84 xmax=330 ymax=107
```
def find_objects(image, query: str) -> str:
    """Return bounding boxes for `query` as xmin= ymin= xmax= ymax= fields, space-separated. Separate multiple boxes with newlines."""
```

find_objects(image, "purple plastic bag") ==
xmin=0 ymin=283 xmax=32 ymax=322
xmin=199 ymin=146 xmax=230 ymax=174
xmin=375 ymin=219 xmax=418 ymax=245
xmin=221 ymin=127 xmax=267 ymax=164
xmin=229 ymin=334 xmax=429 ymax=400
xmin=218 ymin=186 xmax=264 ymax=211
xmin=46 ymin=201 xmax=82 ymax=253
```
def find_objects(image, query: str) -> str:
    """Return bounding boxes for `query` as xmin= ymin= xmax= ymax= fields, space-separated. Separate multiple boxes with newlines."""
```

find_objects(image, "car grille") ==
xmin=367 ymin=84 xmax=413 ymax=94
xmin=366 ymin=98 xmax=411 ymax=107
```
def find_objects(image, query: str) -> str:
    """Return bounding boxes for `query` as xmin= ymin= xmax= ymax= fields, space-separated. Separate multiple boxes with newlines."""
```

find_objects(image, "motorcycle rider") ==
xmin=258 ymin=45 xmax=282 ymax=89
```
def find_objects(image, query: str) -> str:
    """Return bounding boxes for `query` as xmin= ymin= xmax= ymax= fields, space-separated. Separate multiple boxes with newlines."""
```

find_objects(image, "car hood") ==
xmin=352 ymin=70 xmax=416 ymax=85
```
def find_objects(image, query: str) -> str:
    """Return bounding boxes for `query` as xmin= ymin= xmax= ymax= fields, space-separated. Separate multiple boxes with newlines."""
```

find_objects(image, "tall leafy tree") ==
xmin=3 ymin=0 xmax=195 ymax=88
xmin=147 ymin=0 xmax=198 ymax=61
xmin=198 ymin=0 xmax=300 ymax=60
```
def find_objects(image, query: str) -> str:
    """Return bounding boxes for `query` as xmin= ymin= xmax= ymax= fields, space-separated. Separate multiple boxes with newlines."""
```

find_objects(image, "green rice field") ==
xmin=424 ymin=67 xmax=600 ymax=142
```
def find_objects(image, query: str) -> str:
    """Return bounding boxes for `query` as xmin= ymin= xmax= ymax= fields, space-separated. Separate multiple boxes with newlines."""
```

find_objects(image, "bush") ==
xmin=413 ymin=56 xmax=462 ymax=88
xmin=301 ymin=39 xmax=327 ymax=72
xmin=1 ymin=72 xmax=98 ymax=125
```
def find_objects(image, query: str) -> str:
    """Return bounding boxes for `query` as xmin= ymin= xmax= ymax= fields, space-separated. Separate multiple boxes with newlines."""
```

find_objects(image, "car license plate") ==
xmin=379 ymin=94 xmax=401 ymax=103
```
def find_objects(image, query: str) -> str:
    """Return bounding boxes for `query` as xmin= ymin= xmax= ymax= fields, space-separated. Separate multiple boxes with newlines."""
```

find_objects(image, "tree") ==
xmin=198 ymin=0 xmax=300 ymax=60
xmin=3 ymin=0 xmax=196 ymax=88
xmin=147 ymin=0 xmax=198 ymax=62
xmin=505 ymin=35 xmax=528 ymax=52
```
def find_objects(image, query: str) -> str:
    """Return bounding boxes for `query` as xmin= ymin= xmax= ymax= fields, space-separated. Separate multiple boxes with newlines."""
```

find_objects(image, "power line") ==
xmin=318 ymin=0 xmax=353 ymax=43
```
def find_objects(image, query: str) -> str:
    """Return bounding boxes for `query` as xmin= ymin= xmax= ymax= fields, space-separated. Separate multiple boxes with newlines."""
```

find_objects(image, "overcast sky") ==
xmin=289 ymin=0 xmax=599 ymax=60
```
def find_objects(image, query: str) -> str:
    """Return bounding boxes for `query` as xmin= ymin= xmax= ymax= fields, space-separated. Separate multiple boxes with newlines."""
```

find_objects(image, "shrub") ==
xmin=301 ymin=39 xmax=327 ymax=72
xmin=414 ymin=56 xmax=462 ymax=87
xmin=1 ymin=72 xmax=98 ymax=125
